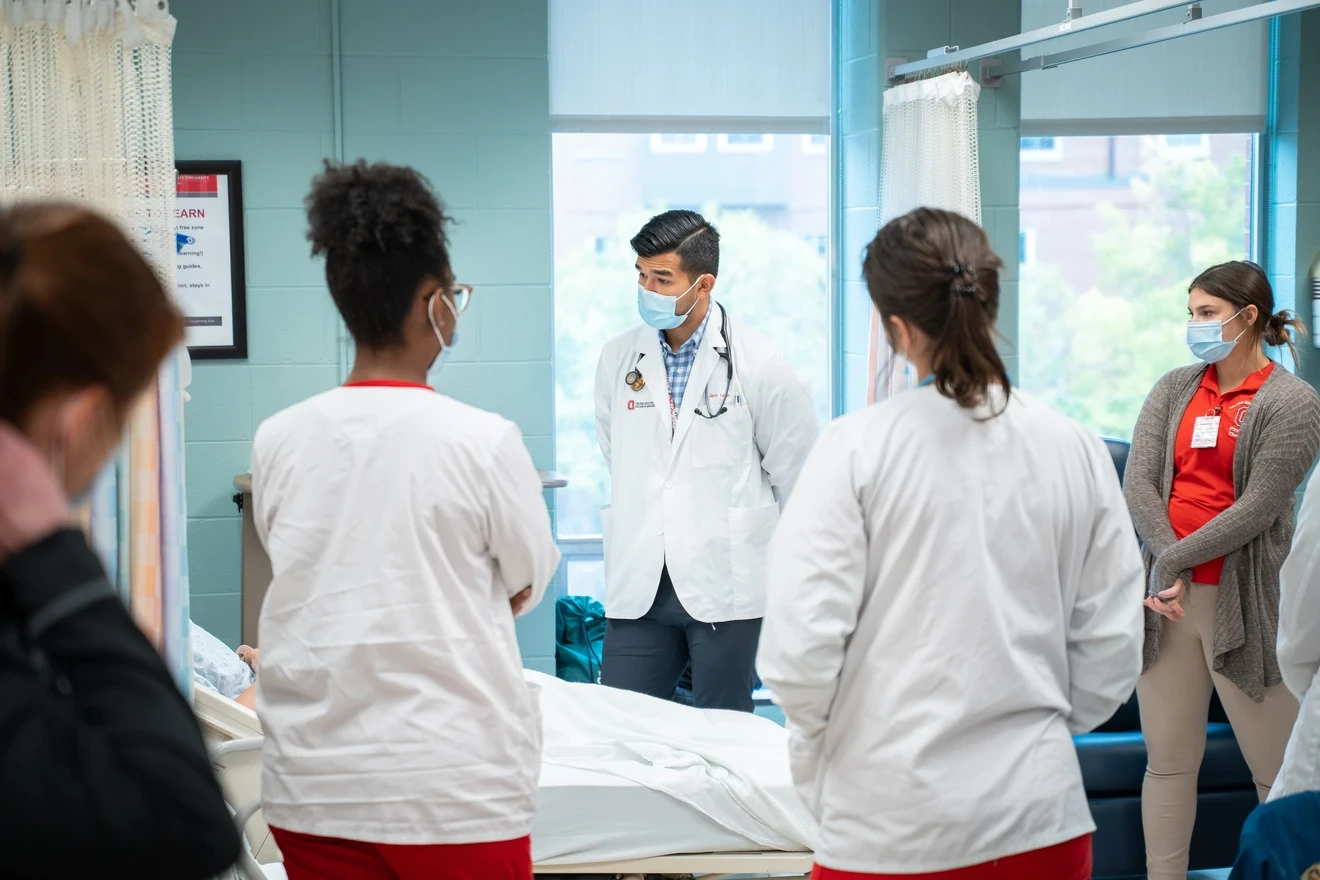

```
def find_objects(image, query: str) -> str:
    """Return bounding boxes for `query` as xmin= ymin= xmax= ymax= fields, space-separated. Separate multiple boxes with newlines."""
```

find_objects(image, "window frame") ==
xmin=801 ymin=133 xmax=828 ymax=155
xmin=716 ymin=133 xmax=775 ymax=154
xmin=1158 ymin=133 xmax=1211 ymax=159
xmin=1019 ymin=228 xmax=1038 ymax=268
xmin=1021 ymin=136 xmax=1064 ymax=162
xmin=649 ymin=133 xmax=709 ymax=154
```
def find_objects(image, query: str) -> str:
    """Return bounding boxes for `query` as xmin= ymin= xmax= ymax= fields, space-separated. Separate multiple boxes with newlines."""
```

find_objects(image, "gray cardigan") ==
xmin=1124 ymin=363 xmax=1320 ymax=701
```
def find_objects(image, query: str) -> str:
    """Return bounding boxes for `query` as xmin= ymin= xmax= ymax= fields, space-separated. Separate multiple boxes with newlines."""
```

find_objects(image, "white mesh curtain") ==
xmin=869 ymin=70 xmax=982 ymax=403
xmin=0 ymin=0 xmax=193 ymax=693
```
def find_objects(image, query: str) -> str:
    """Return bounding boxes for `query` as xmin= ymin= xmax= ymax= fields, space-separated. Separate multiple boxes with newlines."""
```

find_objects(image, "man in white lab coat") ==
xmin=594 ymin=210 xmax=818 ymax=711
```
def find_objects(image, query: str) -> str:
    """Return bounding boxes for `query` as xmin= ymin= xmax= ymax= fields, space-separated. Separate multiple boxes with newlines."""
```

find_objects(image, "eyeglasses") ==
xmin=450 ymin=283 xmax=473 ymax=315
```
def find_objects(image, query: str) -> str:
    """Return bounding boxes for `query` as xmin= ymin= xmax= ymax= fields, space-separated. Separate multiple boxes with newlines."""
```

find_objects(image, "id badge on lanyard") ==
xmin=1191 ymin=410 xmax=1221 ymax=449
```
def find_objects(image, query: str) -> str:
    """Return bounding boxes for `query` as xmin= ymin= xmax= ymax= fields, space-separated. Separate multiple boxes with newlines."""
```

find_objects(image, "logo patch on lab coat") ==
xmin=627 ymin=400 xmax=655 ymax=411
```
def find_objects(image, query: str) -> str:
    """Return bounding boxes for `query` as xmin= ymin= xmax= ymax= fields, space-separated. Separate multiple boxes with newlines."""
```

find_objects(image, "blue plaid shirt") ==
xmin=660 ymin=304 xmax=714 ymax=424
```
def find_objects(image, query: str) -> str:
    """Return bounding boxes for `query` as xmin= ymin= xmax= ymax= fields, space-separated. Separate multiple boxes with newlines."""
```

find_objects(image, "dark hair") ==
xmin=1189 ymin=260 xmax=1304 ymax=364
xmin=863 ymin=207 xmax=1010 ymax=412
xmin=630 ymin=209 xmax=720 ymax=280
xmin=0 ymin=203 xmax=184 ymax=427
xmin=306 ymin=160 xmax=454 ymax=349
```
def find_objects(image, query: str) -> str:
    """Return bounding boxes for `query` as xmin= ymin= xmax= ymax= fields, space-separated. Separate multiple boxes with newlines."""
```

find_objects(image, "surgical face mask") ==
xmin=427 ymin=292 xmax=461 ymax=373
xmin=637 ymin=277 xmax=701 ymax=331
xmin=1187 ymin=307 xmax=1247 ymax=364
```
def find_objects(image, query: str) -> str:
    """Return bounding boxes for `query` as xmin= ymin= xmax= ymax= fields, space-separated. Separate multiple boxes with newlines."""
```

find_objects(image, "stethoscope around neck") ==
xmin=624 ymin=303 xmax=735 ymax=421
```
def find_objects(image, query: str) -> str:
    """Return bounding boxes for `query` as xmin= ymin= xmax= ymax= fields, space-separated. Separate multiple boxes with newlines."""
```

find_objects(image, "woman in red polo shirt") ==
xmin=1125 ymin=261 xmax=1320 ymax=880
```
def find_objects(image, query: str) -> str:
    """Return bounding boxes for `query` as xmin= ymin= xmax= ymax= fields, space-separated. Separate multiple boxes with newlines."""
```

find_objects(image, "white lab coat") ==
xmin=757 ymin=386 xmax=1146 ymax=874
xmin=251 ymin=386 xmax=560 ymax=845
xmin=594 ymin=303 xmax=818 ymax=622
xmin=1271 ymin=467 xmax=1320 ymax=800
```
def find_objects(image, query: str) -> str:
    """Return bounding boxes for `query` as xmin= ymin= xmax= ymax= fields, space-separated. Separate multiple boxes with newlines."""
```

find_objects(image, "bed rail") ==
xmin=210 ymin=735 xmax=269 ymax=880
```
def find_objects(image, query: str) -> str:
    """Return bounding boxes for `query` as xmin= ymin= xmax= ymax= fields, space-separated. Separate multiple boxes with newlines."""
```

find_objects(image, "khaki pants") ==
xmin=1137 ymin=583 xmax=1300 ymax=880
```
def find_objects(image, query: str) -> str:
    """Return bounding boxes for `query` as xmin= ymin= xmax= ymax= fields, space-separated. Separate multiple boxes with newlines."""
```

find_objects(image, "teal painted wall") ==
xmin=1270 ymin=11 xmax=1320 ymax=390
xmin=172 ymin=0 xmax=556 ymax=674
xmin=836 ymin=0 xmax=1022 ymax=412
xmin=1267 ymin=10 xmax=1320 ymax=505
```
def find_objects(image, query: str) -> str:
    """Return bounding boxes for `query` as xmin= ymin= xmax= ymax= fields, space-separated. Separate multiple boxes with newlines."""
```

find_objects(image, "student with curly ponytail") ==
xmin=759 ymin=207 xmax=1146 ymax=879
xmin=1125 ymin=261 xmax=1320 ymax=879
xmin=251 ymin=161 xmax=560 ymax=880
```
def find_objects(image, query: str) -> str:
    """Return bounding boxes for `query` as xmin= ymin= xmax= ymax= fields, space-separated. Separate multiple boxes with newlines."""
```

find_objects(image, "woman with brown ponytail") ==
xmin=1124 ymin=260 xmax=1320 ymax=880
xmin=758 ymin=207 xmax=1146 ymax=879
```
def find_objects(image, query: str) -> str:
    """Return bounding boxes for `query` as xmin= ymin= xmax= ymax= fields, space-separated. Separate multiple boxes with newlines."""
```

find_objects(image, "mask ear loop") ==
xmin=427 ymin=292 xmax=453 ymax=348
xmin=427 ymin=290 xmax=463 ymax=360
xmin=674 ymin=275 xmax=704 ymax=320
xmin=1226 ymin=307 xmax=1253 ymax=344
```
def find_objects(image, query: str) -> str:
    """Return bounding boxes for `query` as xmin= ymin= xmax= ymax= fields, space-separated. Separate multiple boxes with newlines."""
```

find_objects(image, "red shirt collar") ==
xmin=342 ymin=379 xmax=433 ymax=390
xmin=1202 ymin=362 xmax=1274 ymax=396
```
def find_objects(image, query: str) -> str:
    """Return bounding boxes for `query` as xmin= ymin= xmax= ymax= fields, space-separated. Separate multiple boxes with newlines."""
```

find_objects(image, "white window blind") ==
xmin=549 ymin=0 xmax=830 ymax=133
xmin=1020 ymin=0 xmax=1268 ymax=135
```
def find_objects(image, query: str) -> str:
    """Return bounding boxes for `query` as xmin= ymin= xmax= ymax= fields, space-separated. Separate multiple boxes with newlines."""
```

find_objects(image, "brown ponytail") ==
xmin=862 ymin=207 xmax=1010 ymax=414
xmin=0 ymin=203 xmax=184 ymax=429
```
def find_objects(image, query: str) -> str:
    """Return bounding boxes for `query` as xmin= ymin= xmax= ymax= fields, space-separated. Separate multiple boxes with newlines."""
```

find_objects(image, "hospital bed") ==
xmin=194 ymin=677 xmax=814 ymax=879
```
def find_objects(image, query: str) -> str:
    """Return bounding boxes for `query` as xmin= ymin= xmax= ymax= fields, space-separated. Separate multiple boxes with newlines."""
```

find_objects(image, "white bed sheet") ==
xmin=532 ymin=762 xmax=808 ymax=866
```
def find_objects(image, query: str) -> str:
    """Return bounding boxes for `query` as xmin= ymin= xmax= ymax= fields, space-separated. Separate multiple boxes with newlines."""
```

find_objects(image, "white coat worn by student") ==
xmin=1272 ymin=466 xmax=1320 ymax=799
xmin=758 ymin=386 xmax=1147 ymax=872
xmin=594 ymin=301 xmax=818 ymax=624
xmin=252 ymin=388 xmax=560 ymax=845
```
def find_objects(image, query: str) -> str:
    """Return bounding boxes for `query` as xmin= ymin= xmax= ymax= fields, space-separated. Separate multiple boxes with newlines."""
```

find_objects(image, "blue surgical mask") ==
xmin=1187 ymin=308 xmax=1247 ymax=364
xmin=637 ymin=277 xmax=701 ymax=331
xmin=427 ymin=292 xmax=460 ymax=373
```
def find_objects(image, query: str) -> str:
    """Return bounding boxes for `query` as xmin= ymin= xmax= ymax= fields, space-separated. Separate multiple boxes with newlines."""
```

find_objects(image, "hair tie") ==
xmin=950 ymin=260 xmax=978 ymax=298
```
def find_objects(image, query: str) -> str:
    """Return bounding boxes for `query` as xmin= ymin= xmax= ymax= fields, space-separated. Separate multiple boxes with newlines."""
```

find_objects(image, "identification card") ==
xmin=1191 ymin=416 xmax=1220 ymax=449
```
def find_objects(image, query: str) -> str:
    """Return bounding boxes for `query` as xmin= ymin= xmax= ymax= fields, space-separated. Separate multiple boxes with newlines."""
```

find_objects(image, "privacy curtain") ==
xmin=869 ymin=71 xmax=983 ymax=403
xmin=0 ymin=0 xmax=192 ymax=694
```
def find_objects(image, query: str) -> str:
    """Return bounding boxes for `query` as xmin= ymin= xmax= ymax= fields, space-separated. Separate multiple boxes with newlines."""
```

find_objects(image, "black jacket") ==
xmin=0 ymin=529 xmax=240 ymax=879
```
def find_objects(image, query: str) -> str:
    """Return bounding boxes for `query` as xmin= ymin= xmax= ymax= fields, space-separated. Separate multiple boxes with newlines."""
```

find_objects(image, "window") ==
xmin=650 ymin=133 xmax=708 ymax=154
xmin=1019 ymin=229 xmax=1037 ymax=267
xmin=717 ymin=133 xmax=775 ymax=153
xmin=801 ymin=134 xmax=827 ymax=155
xmin=553 ymin=132 xmax=831 ymax=557
xmin=1020 ymin=136 xmax=1063 ymax=161
xmin=1159 ymin=133 xmax=1210 ymax=158
xmin=1018 ymin=133 xmax=1256 ymax=441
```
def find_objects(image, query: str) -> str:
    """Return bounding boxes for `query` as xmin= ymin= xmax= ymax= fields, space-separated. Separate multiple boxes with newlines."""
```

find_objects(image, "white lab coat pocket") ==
xmin=729 ymin=502 xmax=779 ymax=603
xmin=692 ymin=409 xmax=754 ymax=468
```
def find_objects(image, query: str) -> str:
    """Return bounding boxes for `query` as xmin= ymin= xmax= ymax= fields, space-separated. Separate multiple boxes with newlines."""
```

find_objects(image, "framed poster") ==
xmin=175 ymin=160 xmax=248 ymax=359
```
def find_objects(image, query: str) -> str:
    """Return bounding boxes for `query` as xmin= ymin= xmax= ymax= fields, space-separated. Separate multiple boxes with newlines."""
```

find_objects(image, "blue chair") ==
xmin=1228 ymin=792 xmax=1320 ymax=880
xmin=1081 ymin=438 xmax=1259 ymax=879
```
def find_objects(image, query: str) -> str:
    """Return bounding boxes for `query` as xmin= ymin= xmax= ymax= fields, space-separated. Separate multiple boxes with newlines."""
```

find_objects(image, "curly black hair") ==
xmin=306 ymin=159 xmax=453 ymax=349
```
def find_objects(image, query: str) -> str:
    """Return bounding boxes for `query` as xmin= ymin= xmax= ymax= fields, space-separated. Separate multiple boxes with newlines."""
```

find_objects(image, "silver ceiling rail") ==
xmin=888 ymin=0 xmax=1198 ymax=80
xmin=983 ymin=0 xmax=1320 ymax=81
